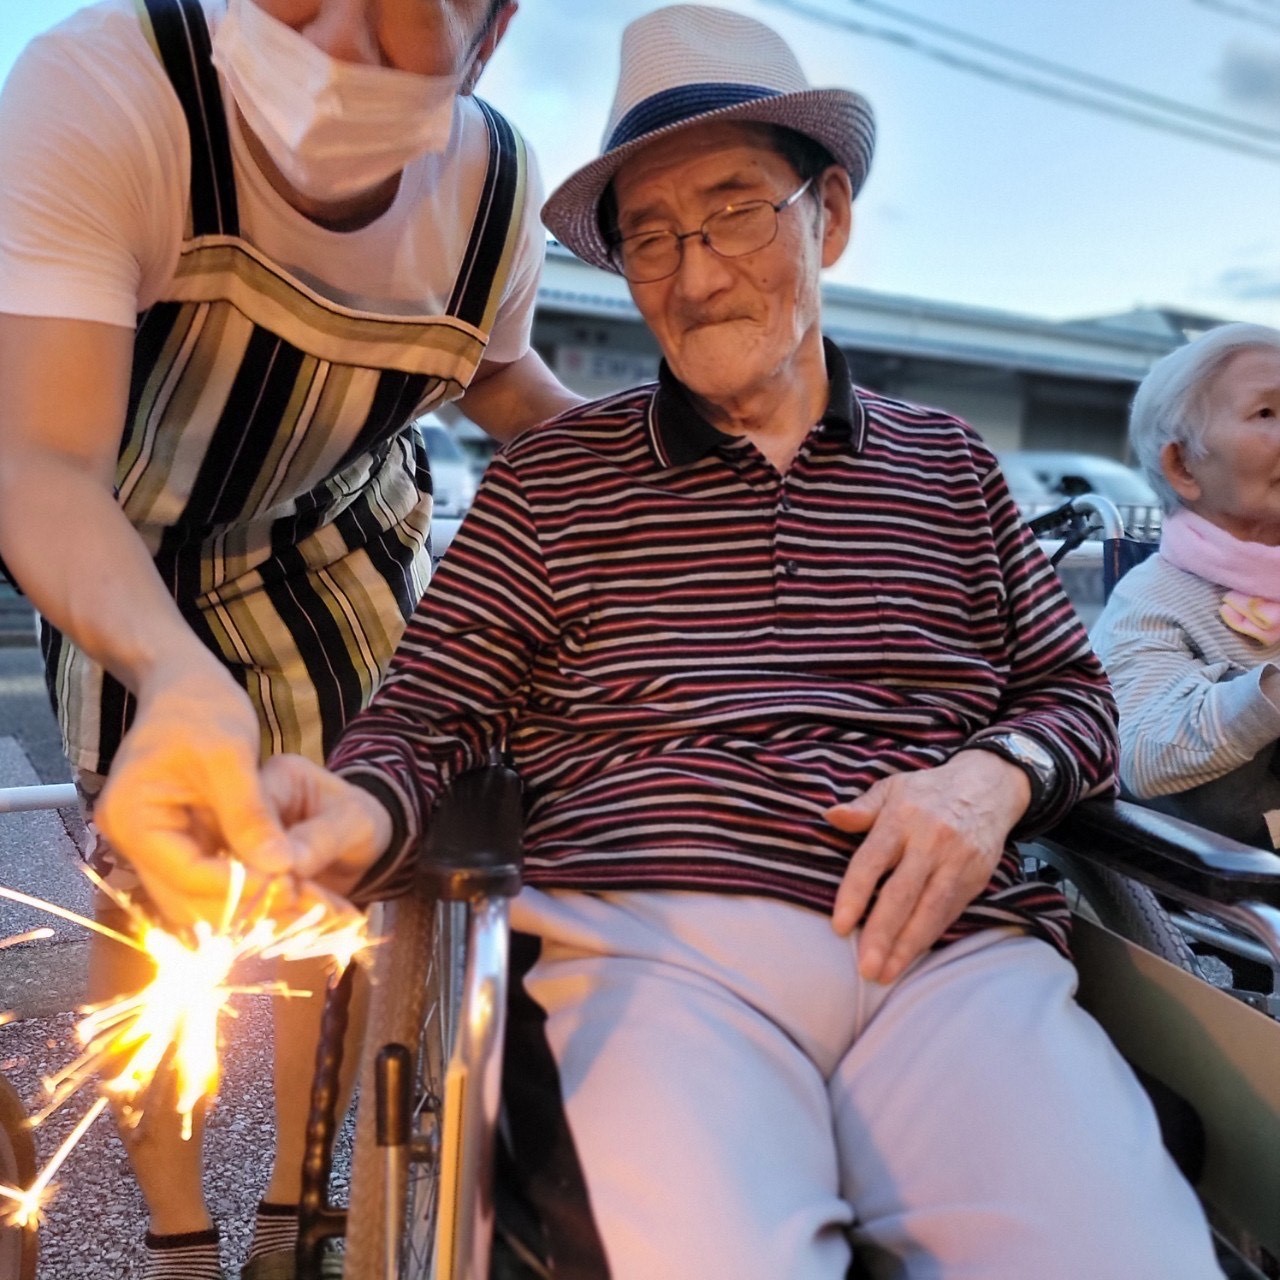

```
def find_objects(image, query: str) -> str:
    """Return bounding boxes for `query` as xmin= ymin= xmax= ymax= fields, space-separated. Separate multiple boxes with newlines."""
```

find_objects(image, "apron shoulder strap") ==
xmin=447 ymin=99 xmax=529 ymax=334
xmin=137 ymin=0 xmax=239 ymax=237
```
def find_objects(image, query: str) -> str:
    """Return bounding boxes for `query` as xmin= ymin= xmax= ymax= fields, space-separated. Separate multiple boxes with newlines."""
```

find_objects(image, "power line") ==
xmin=838 ymin=0 xmax=1280 ymax=145
xmin=1192 ymin=0 xmax=1280 ymax=33
xmin=756 ymin=0 xmax=1280 ymax=163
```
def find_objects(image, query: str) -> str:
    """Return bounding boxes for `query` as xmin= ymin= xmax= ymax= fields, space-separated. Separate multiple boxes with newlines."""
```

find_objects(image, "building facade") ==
xmin=524 ymin=245 xmax=1210 ymax=460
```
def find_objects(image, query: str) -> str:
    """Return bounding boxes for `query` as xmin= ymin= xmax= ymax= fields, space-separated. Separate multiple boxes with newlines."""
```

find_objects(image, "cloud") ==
xmin=1215 ymin=264 xmax=1280 ymax=300
xmin=1216 ymin=42 xmax=1280 ymax=116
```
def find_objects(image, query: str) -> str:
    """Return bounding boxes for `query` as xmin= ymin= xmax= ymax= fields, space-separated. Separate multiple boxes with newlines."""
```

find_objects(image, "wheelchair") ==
xmin=1030 ymin=493 xmax=1280 ymax=1017
xmin=297 ymin=765 xmax=526 ymax=1280
xmin=295 ymin=493 xmax=1280 ymax=1276
xmin=1027 ymin=494 xmax=1280 ymax=1274
xmin=292 ymin=767 xmax=1280 ymax=1278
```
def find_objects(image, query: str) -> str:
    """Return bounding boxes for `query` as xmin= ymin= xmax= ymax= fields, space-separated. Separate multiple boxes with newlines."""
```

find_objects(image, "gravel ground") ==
xmin=3 ymin=998 xmax=275 ymax=1278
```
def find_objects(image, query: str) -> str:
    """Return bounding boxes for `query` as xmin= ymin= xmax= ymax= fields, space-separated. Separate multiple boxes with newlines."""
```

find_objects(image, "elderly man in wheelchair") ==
xmin=263 ymin=8 xmax=1223 ymax=1278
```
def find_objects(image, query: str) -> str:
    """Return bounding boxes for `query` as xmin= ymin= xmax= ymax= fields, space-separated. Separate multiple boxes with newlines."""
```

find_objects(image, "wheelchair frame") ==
xmin=297 ymin=496 xmax=1280 ymax=1276
xmin=296 ymin=771 xmax=1280 ymax=1278
xmin=298 ymin=766 xmax=524 ymax=1280
xmin=1024 ymin=799 xmax=1280 ymax=1273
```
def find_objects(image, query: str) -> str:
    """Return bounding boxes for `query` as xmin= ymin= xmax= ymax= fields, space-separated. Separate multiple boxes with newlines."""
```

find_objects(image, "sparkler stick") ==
xmin=78 ymin=861 xmax=144 ymax=919
xmin=218 ymin=859 xmax=246 ymax=937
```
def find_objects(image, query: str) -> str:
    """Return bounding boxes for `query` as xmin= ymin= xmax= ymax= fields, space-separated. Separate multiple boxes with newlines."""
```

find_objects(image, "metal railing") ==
xmin=0 ymin=784 xmax=77 ymax=814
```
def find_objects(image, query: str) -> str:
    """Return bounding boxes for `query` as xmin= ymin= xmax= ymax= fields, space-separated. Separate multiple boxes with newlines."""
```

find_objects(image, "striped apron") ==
xmin=42 ymin=0 xmax=527 ymax=775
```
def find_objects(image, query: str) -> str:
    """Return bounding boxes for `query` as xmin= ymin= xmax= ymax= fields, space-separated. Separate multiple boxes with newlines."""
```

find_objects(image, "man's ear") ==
xmin=462 ymin=1 xmax=517 ymax=95
xmin=818 ymin=165 xmax=853 ymax=269
xmin=1160 ymin=440 xmax=1202 ymax=504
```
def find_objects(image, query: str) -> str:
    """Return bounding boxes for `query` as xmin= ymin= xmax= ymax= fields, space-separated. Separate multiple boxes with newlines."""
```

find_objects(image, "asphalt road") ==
xmin=0 ymin=645 xmax=89 ymax=1019
xmin=0 ymin=646 xmax=68 ymax=786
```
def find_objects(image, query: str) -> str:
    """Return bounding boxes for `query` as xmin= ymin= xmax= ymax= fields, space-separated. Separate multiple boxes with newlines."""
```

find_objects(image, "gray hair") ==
xmin=1130 ymin=321 xmax=1280 ymax=512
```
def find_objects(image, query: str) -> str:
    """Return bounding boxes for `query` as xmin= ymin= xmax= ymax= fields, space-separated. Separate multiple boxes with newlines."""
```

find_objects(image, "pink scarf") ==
xmin=1160 ymin=509 xmax=1280 ymax=645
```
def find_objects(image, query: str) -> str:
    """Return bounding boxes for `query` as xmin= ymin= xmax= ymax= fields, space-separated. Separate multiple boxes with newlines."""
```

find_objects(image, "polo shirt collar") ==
xmin=647 ymin=337 xmax=867 ymax=468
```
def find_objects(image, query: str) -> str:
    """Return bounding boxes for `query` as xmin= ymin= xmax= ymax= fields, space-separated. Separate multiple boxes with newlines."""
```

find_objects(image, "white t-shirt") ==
xmin=0 ymin=0 xmax=544 ymax=363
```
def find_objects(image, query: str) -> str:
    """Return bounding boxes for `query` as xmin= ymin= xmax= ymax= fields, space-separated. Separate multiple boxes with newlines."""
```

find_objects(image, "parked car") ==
xmin=413 ymin=416 xmax=477 ymax=561
xmin=997 ymin=450 xmax=1162 ymax=538
xmin=416 ymin=416 xmax=478 ymax=518
xmin=419 ymin=419 xmax=481 ymax=519
xmin=996 ymin=454 xmax=1058 ymax=508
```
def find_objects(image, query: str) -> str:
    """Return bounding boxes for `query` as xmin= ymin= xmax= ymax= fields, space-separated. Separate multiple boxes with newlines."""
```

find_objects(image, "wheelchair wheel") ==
xmin=1041 ymin=848 xmax=1201 ymax=975
xmin=0 ymin=1074 xmax=38 ymax=1280
xmin=344 ymin=884 xmax=462 ymax=1279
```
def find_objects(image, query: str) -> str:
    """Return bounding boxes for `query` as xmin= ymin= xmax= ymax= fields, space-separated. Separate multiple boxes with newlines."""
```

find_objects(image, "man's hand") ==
xmin=94 ymin=659 xmax=293 ymax=927
xmin=260 ymin=755 xmax=394 ymax=897
xmin=827 ymin=750 xmax=1032 ymax=984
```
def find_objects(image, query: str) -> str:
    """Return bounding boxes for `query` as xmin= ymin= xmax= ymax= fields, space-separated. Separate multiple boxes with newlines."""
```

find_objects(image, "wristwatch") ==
xmin=968 ymin=730 xmax=1059 ymax=817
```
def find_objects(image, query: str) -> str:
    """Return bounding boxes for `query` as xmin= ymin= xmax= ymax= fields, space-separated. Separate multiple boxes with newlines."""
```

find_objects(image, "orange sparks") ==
xmin=0 ymin=864 xmax=369 ymax=1220
xmin=0 ymin=928 xmax=54 ymax=952
xmin=0 ymin=1095 xmax=109 ymax=1230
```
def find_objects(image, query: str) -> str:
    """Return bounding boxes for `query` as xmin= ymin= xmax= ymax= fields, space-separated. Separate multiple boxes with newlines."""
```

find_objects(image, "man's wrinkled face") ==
xmin=249 ymin=0 xmax=509 ymax=78
xmin=611 ymin=122 xmax=848 ymax=413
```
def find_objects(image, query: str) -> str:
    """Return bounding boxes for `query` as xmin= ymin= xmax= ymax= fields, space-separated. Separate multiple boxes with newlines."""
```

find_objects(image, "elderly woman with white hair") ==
xmin=1092 ymin=321 xmax=1280 ymax=848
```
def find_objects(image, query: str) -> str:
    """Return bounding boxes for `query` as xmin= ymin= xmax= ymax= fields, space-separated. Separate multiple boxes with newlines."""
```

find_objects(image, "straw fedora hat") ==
xmin=541 ymin=4 xmax=875 ymax=274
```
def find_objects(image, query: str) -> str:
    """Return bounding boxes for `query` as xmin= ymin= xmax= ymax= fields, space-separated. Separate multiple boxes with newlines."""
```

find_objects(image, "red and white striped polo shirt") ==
xmin=333 ymin=342 xmax=1119 ymax=955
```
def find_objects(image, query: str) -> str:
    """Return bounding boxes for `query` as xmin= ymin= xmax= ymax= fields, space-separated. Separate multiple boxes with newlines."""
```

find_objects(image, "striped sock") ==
xmin=143 ymin=1227 xmax=222 ymax=1280
xmin=246 ymin=1201 xmax=299 ymax=1265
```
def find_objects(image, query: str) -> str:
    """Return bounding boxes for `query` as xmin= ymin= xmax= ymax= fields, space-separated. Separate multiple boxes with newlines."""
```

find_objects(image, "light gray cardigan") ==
xmin=1090 ymin=552 xmax=1280 ymax=800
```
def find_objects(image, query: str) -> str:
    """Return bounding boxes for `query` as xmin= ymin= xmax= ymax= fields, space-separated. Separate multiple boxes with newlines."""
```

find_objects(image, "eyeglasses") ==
xmin=607 ymin=176 xmax=815 ymax=284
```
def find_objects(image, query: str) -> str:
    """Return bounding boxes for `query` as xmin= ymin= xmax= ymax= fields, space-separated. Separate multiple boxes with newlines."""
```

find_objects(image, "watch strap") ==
xmin=967 ymin=733 xmax=1055 ymax=818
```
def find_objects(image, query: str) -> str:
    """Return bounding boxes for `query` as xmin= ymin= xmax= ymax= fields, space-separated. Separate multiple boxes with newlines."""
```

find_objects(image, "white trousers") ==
xmin=507 ymin=888 xmax=1222 ymax=1280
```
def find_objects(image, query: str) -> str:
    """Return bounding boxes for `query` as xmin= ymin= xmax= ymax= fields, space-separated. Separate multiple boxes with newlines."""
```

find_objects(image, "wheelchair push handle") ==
xmin=1062 ymin=492 xmax=1124 ymax=540
xmin=425 ymin=764 xmax=524 ymax=901
xmin=1026 ymin=493 xmax=1126 ymax=542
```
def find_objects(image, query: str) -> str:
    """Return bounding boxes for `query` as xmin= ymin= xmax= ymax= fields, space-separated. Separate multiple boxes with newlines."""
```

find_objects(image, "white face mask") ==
xmin=211 ymin=0 xmax=464 ymax=206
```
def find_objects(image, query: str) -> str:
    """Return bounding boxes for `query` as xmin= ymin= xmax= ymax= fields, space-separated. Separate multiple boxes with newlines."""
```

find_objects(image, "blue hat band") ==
xmin=607 ymin=84 xmax=782 ymax=151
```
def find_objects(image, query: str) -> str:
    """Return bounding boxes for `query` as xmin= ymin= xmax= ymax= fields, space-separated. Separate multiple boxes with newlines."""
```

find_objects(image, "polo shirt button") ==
xmin=780 ymin=494 xmax=793 ymax=511
xmin=784 ymin=559 xmax=799 ymax=576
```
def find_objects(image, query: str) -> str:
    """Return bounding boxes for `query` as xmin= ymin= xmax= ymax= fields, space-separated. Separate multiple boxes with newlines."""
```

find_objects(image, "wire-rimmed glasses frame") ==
xmin=607 ymin=175 xmax=816 ymax=284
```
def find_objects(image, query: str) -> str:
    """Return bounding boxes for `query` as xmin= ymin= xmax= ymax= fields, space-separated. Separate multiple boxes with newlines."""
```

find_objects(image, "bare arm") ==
xmin=458 ymin=348 xmax=584 ymax=443
xmin=0 ymin=316 xmax=181 ymax=672
xmin=0 ymin=313 xmax=290 ymax=923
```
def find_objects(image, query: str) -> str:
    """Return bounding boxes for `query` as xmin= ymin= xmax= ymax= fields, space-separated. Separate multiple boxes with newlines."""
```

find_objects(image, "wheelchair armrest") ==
xmin=1034 ymin=798 xmax=1280 ymax=906
xmin=423 ymin=764 xmax=524 ymax=901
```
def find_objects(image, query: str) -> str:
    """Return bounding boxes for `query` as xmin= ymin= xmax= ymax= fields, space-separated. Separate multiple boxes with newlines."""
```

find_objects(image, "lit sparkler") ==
xmin=0 ymin=861 xmax=370 ymax=1228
